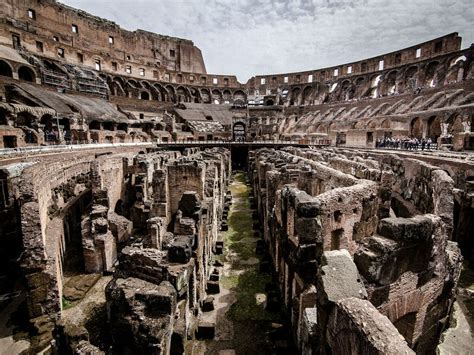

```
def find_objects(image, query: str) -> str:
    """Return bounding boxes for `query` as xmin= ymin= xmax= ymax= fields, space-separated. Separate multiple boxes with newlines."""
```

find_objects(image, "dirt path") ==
xmin=189 ymin=172 xmax=290 ymax=355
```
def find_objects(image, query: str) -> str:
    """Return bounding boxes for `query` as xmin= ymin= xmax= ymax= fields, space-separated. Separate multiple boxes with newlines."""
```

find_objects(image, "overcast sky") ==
xmin=60 ymin=0 xmax=473 ymax=82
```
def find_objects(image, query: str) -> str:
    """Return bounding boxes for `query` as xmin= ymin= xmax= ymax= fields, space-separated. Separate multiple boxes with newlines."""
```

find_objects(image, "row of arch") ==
xmin=282 ymin=111 xmax=471 ymax=143
xmin=280 ymin=53 xmax=471 ymax=106
xmin=0 ymin=59 xmax=37 ymax=82
xmin=103 ymin=74 xmax=247 ymax=105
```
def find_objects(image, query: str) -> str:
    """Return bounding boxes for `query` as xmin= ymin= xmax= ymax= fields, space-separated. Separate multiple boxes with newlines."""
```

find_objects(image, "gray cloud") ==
xmin=60 ymin=0 xmax=474 ymax=82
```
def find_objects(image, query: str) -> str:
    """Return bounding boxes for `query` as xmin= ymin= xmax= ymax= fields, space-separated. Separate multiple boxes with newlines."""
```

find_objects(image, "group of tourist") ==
xmin=376 ymin=136 xmax=436 ymax=150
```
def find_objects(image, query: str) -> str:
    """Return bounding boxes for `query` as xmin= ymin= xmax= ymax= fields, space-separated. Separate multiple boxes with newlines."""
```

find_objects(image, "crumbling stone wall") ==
xmin=250 ymin=147 xmax=462 ymax=354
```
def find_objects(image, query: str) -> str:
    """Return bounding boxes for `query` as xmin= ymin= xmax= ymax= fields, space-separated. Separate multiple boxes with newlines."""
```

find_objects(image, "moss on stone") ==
xmin=221 ymin=172 xmax=281 ymax=322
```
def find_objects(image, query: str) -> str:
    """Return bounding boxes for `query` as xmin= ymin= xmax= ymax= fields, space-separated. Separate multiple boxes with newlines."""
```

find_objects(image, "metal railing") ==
xmin=0 ymin=139 xmax=332 ymax=157
xmin=0 ymin=142 xmax=153 ymax=156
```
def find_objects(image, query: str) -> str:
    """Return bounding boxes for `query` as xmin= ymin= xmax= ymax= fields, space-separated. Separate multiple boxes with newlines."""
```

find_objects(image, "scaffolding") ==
xmin=64 ymin=64 xmax=108 ymax=98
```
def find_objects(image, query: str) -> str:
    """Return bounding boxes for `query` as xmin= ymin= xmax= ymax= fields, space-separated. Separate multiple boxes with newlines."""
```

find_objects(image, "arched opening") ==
xmin=233 ymin=90 xmax=246 ymax=103
xmin=139 ymin=91 xmax=150 ymax=100
xmin=233 ymin=122 xmax=246 ymax=142
xmin=265 ymin=99 xmax=274 ymax=106
xmin=89 ymin=121 xmax=101 ymax=130
xmin=166 ymin=85 xmax=176 ymax=103
xmin=427 ymin=116 xmax=441 ymax=141
xmin=290 ymin=88 xmax=301 ymax=106
xmin=114 ymin=199 xmax=124 ymax=216
xmin=0 ymin=60 xmax=13 ymax=77
xmin=340 ymin=80 xmax=353 ymax=101
xmin=117 ymin=123 xmax=128 ymax=132
xmin=18 ymin=66 xmax=35 ymax=82
xmin=212 ymin=89 xmax=222 ymax=104
xmin=424 ymin=61 xmax=439 ymax=87
xmin=103 ymin=122 xmax=115 ymax=131
xmin=386 ymin=70 xmax=398 ymax=95
xmin=302 ymin=86 xmax=313 ymax=105
xmin=16 ymin=112 xmax=35 ymax=128
xmin=222 ymin=90 xmax=232 ymax=104
xmin=176 ymin=86 xmax=189 ymax=103
xmin=0 ymin=108 xmax=9 ymax=125
xmin=41 ymin=114 xmax=58 ymax=143
xmin=201 ymin=89 xmax=211 ymax=104
xmin=410 ymin=117 xmax=423 ymax=139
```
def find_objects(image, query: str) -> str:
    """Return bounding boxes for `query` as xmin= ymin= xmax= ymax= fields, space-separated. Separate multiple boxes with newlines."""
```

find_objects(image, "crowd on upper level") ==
xmin=376 ymin=136 xmax=437 ymax=150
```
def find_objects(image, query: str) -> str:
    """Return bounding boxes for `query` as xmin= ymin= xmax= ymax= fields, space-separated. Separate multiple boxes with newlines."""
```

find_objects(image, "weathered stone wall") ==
xmin=250 ymin=146 xmax=463 ymax=354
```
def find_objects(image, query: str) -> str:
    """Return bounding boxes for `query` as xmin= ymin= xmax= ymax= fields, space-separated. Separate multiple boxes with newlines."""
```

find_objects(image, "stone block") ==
xmin=318 ymin=249 xmax=367 ymax=305
xmin=201 ymin=296 xmax=215 ymax=312
xmin=196 ymin=321 xmax=215 ymax=339
xmin=206 ymin=280 xmax=220 ymax=294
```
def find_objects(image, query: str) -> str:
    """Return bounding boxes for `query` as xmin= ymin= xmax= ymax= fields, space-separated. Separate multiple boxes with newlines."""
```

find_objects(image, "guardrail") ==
xmin=0 ymin=139 xmax=331 ymax=157
xmin=0 ymin=142 xmax=153 ymax=156
xmin=155 ymin=139 xmax=330 ymax=146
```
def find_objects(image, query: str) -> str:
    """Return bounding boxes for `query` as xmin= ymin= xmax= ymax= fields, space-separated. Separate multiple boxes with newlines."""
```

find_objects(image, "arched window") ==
xmin=0 ymin=60 xmax=13 ymax=77
xmin=18 ymin=66 xmax=35 ymax=82
xmin=139 ymin=91 xmax=150 ymax=100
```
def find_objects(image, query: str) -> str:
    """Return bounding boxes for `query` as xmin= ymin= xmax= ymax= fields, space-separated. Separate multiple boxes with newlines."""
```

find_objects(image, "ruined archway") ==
xmin=0 ymin=60 xmax=13 ymax=78
xmin=427 ymin=116 xmax=441 ymax=141
xmin=410 ymin=117 xmax=423 ymax=138
xmin=18 ymin=66 xmax=36 ymax=82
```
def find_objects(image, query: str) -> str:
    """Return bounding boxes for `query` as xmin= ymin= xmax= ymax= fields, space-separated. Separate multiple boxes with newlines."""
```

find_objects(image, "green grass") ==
xmin=223 ymin=172 xmax=255 ymax=261
xmin=220 ymin=172 xmax=281 ymax=322
xmin=226 ymin=269 xmax=279 ymax=321
xmin=62 ymin=297 xmax=74 ymax=310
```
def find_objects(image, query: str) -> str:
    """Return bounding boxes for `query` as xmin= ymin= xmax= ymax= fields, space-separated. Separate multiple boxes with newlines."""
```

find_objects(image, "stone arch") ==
xmin=367 ymin=120 xmax=377 ymax=129
xmin=233 ymin=90 xmax=246 ymax=105
xmin=302 ymin=86 xmax=313 ymax=105
xmin=427 ymin=115 xmax=441 ymax=141
xmin=424 ymin=61 xmax=439 ymax=87
xmin=222 ymin=89 xmax=232 ymax=104
xmin=165 ymin=85 xmax=176 ymax=102
xmin=18 ymin=66 xmax=36 ymax=82
xmin=127 ymin=79 xmax=140 ymax=90
xmin=410 ymin=117 xmax=423 ymax=138
xmin=211 ymin=89 xmax=222 ymax=104
xmin=290 ymin=87 xmax=301 ymax=106
xmin=0 ymin=60 xmax=13 ymax=77
xmin=153 ymin=83 xmax=169 ymax=101
xmin=201 ymin=89 xmax=211 ymax=104
xmin=189 ymin=87 xmax=201 ymax=103
xmin=141 ymin=81 xmax=161 ymax=101
xmin=381 ymin=118 xmax=391 ymax=129
xmin=265 ymin=98 xmax=274 ymax=106
xmin=139 ymin=91 xmax=150 ymax=100
xmin=385 ymin=70 xmax=398 ymax=95
xmin=176 ymin=86 xmax=190 ymax=103
xmin=448 ymin=114 xmax=464 ymax=135
xmin=89 ymin=120 xmax=101 ymax=130
xmin=110 ymin=77 xmax=126 ymax=96
xmin=340 ymin=80 xmax=353 ymax=101
xmin=117 ymin=123 xmax=128 ymax=132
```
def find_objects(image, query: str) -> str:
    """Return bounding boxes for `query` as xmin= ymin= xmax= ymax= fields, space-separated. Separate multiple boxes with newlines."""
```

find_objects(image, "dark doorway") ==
xmin=231 ymin=146 xmax=248 ymax=170
xmin=3 ymin=136 xmax=17 ymax=148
